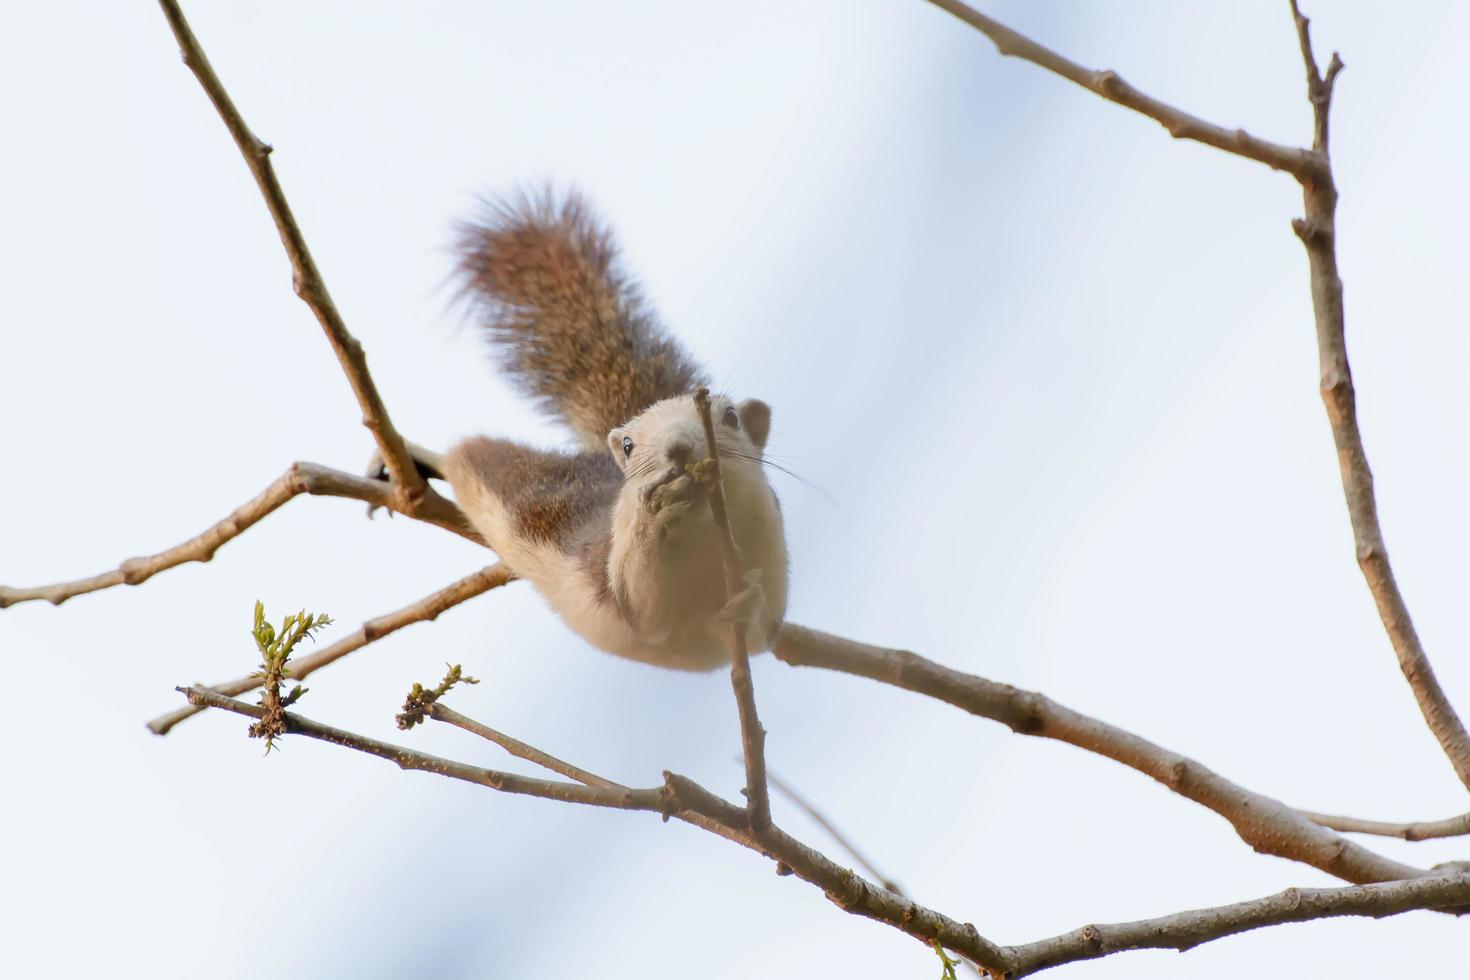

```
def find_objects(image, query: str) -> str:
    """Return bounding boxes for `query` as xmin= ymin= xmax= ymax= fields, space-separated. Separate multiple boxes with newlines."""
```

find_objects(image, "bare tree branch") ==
xmin=426 ymin=702 xmax=761 ymax=850
xmin=921 ymin=0 xmax=1320 ymax=179
xmin=1007 ymin=872 xmax=1470 ymax=977
xmin=427 ymin=702 xmax=616 ymax=789
xmin=146 ymin=564 xmax=510 ymax=735
xmin=180 ymin=686 xmax=663 ymax=810
xmin=927 ymin=0 xmax=1470 ymax=803
xmin=0 ymin=463 xmax=477 ymax=609
xmin=155 ymin=0 xmax=427 ymax=512
xmin=1302 ymin=808 xmax=1470 ymax=843
xmin=774 ymin=625 xmax=1427 ymax=887
xmin=1281 ymin=2 xmax=1470 ymax=790
xmin=182 ymin=686 xmax=1014 ymax=973
xmin=693 ymin=387 xmax=772 ymax=832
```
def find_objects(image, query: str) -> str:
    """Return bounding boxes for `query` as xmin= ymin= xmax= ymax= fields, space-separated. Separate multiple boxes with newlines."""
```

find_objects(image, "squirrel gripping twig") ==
xmin=384 ymin=190 xmax=789 ymax=671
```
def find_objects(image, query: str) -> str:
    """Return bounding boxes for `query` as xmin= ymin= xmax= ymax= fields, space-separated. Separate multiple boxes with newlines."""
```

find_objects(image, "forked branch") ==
xmin=156 ymin=0 xmax=427 ymax=512
xmin=1284 ymin=0 xmax=1470 ymax=790
xmin=926 ymin=0 xmax=1470 ymax=792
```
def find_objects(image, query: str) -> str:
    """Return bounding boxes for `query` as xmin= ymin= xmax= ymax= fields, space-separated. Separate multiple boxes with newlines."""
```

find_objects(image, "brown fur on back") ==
xmin=454 ymin=190 xmax=709 ymax=451
xmin=448 ymin=437 xmax=621 ymax=548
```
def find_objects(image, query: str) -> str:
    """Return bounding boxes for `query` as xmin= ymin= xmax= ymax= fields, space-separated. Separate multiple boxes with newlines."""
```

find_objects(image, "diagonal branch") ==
xmin=182 ymin=688 xmax=1470 ymax=978
xmin=774 ymin=625 xmax=1427 ymax=887
xmin=146 ymin=563 xmax=510 ymax=735
xmin=1 ymin=463 xmax=477 ymax=609
xmin=922 ymin=0 xmax=1321 ymax=179
xmin=426 ymin=702 xmax=759 ymax=850
xmin=693 ymin=387 xmax=772 ymax=832
xmin=1006 ymin=872 xmax=1470 ymax=977
xmin=155 ymin=0 xmax=426 ymax=512
xmin=1283 ymin=1 xmax=1470 ymax=791
xmin=183 ymin=686 xmax=1014 ymax=973
xmin=427 ymin=702 xmax=617 ymax=789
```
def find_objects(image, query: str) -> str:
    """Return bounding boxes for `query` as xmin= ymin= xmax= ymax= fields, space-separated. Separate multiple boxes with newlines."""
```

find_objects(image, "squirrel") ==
xmin=391 ymin=191 xmax=788 ymax=672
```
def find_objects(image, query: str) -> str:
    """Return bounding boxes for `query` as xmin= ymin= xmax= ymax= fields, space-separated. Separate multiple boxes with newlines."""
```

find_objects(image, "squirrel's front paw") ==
xmin=648 ymin=474 xmax=701 ymax=545
xmin=716 ymin=568 xmax=765 ymax=630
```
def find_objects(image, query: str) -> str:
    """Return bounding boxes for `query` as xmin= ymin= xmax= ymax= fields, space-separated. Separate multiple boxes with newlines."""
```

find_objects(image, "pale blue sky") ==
xmin=2 ymin=2 xmax=1467 ymax=977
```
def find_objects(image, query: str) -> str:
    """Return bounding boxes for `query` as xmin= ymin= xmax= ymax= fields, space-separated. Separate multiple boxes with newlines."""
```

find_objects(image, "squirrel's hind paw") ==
xmin=715 ymin=568 xmax=766 ymax=633
xmin=362 ymin=441 xmax=448 ymax=518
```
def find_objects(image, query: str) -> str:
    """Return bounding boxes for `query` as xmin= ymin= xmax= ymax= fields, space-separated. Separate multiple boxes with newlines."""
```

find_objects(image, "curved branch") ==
xmin=155 ymin=0 xmax=426 ymax=511
xmin=1008 ymin=872 xmax=1470 ymax=976
xmin=1 ymin=463 xmax=475 ymax=609
xmin=146 ymin=563 xmax=510 ymax=735
xmin=774 ymin=625 xmax=1424 ymax=886
xmin=1284 ymin=0 xmax=1470 ymax=790
xmin=922 ymin=0 xmax=1320 ymax=179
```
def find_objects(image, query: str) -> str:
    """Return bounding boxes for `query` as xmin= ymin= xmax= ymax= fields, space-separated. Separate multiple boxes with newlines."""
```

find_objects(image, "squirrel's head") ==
xmin=607 ymin=394 xmax=772 ymax=487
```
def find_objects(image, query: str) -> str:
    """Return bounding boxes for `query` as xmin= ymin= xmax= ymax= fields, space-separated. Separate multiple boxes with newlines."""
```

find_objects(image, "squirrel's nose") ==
xmin=666 ymin=438 xmax=694 ymax=466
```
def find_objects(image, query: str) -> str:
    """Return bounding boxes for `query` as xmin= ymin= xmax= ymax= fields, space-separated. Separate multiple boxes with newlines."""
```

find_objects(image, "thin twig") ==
xmin=427 ymin=702 xmax=756 ymax=849
xmin=692 ymin=387 xmax=771 ymax=832
xmin=922 ymin=0 xmax=1321 ymax=180
xmin=1 ymin=463 xmax=477 ymax=609
xmin=180 ymin=686 xmax=661 ymax=810
xmin=155 ymin=0 xmax=427 ymax=512
xmin=147 ymin=564 xmax=510 ymax=735
xmin=428 ymin=702 xmax=617 ymax=789
xmin=774 ymin=625 xmax=1428 ymax=888
xmin=766 ymin=766 xmax=905 ymax=895
xmin=1283 ymin=0 xmax=1470 ymax=791
xmin=1301 ymin=809 xmax=1470 ymax=842
xmin=1006 ymin=872 xmax=1470 ymax=977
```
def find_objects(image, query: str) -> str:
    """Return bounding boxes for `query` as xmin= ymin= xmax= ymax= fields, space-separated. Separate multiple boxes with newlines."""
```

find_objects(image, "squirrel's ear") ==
xmin=738 ymin=399 xmax=772 ymax=451
xmin=607 ymin=427 xmax=629 ymax=469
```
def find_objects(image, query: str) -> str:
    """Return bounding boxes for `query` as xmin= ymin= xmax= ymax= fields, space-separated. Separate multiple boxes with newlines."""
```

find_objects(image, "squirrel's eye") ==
xmin=722 ymin=406 xmax=740 ymax=429
xmin=621 ymin=436 xmax=634 ymax=458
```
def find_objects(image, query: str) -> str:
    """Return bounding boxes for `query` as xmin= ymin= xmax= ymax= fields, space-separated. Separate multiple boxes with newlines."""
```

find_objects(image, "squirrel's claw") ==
xmin=716 ymin=568 xmax=766 ymax=633
xmin=362 ymin=442 xmax=448 ymax=518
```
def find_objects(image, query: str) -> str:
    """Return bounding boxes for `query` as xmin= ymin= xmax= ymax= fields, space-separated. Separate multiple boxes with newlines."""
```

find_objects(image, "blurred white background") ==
xmin=2 ymin=1 xmax=1467 ymax=977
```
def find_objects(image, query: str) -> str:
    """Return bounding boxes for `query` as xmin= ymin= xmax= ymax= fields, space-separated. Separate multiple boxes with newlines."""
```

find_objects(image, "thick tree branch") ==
xmin=1007 ymin=872 xmax=1470 ymax=977
xmin=774 ymin=625 xmax=1425 ymax=887
xmin=1283 ymin=1 xmax=1470 ymax=790
xmin=1 ymin=463 xmax=476 ymax=609
xmin=922 ymin=0 xmax=1320 ymax=179
xmin=693 ymin=387 xmax=772 ymax=832
xmin=146 ymin=564 xmax=510 ymax=735
xmin=155 ymin=0 xmax=427 ymax=512
xmin=1302 ymin=808 xmax=1470 ymax=843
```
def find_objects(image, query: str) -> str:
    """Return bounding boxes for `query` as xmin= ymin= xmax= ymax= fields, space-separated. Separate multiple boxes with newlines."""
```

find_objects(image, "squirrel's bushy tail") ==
xmin=454 ymin=189 xmax=709 ymax=451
